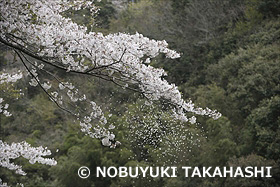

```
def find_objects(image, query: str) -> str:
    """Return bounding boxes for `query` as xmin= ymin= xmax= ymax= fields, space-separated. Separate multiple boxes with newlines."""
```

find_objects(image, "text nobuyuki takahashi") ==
xmin=96 ymin=166 xmax=272 ymax=178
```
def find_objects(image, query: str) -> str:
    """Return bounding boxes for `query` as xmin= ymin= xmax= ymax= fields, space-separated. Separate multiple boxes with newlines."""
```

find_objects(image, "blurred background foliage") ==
xmin=0 ymin=0 xmax=279 ymax=186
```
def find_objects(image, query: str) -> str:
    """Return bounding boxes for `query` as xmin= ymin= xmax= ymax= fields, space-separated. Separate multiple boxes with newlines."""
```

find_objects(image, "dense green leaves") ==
xmin=1 ymin=0 xmax=279 ymax=186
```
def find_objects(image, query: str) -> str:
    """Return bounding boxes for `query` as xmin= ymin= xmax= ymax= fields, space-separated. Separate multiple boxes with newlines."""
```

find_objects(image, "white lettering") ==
xmin=244 ymin=167 xmax=253 ymax=178
xmin=234 ymin=167 xmax=244 ymax=177
xmin=203 ymin=167 xmax=212 ymax=177
xmin=107 ymin=166 xmax=117 ymax=178
xmin=139 ymin=167 xmax=149 ymax=177
xmin=266 ymin=167 xmax=272 ymax=177
xmin=171 ymin=167 xmax=177 ymax=177
xmin=255 ymin=167 xmax=264 ymax=177
xmin=182 ymin=167 xmax=192 ymax=177
xmin=213 ymin=167 xmax=222 ymax=177
xmin=119 ymin=167 xmax=128 ymax=177
xmin=96 ymin=167 xmax=106 ymax=177
xmin=192 ymin=167 xmax=201 ymax=177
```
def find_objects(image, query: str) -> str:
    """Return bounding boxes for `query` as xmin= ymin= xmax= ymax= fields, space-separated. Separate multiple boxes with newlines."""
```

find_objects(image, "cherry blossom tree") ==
xmin=0 ymin=140 xmax=57 ymax=176
xmin=0 ymin=0 xmax=221 ymax=183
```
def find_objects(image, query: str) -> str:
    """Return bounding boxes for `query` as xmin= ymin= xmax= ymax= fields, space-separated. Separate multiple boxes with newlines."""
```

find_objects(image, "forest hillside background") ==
xmin=0 ymin=0 xmax=279 ymax=186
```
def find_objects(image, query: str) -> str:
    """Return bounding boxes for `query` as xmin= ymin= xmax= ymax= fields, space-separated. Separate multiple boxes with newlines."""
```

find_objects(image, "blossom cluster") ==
xmin=0 ymin=71 xmax=23 ymax=117
xmin=0 ymin=140 xmax=57 ymax=176
xmin=0 ymin=0 xmax=221 ymax=148
xmin=0 ymin=178 xmax=9 ymax=187
xmin=0 ymin=71 xmax=22 ymax=84
xmin=0 ymin=98 xmax=11 ymax=117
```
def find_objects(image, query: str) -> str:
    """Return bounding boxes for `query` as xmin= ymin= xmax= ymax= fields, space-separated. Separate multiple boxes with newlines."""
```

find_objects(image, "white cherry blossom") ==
xmin=0 ymin=140 xmax=57 ymax=176
xmin=0 ymin=0 xmax=221 ymax=146
xmin=0 ymin=0 xmax=222 ymax=180
xmin=0 ymin=0 xmax=221 ymax=145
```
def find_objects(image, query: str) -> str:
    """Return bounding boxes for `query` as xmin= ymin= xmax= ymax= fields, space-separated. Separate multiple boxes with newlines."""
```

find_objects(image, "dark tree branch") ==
xmin=15 ymin=50 xmax=77 ymax=116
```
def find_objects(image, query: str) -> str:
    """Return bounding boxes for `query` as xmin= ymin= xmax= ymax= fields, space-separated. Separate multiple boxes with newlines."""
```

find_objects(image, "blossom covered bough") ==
xmin=0 ymin=71 xmax=23 ymax=117
xmin=0 ymin=140 xmax=57 ymax=176
xmin=0 ymin=0 xmax=221 ymax=182
xmin=0 ymin=140 xmax=55 ymax=187
xmin=0 ymin=70 xmax=56 ymax=184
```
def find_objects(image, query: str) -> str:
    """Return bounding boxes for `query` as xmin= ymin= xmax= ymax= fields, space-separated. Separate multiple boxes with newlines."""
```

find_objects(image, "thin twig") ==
xmin=15 ymin=50 xmax=77 ymax=116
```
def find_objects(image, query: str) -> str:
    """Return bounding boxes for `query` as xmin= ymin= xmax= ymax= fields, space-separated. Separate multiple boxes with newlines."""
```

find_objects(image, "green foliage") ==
xmin=62 ymin=0 xmax=115 ymax=34
xmin=110 ymin=0 xmax=160 ymax=38
xmin=198 ymin=117 xmax=237 ymax=166
xmin=256 ymin=0 xmax=280 ymax=18
xmin=234 ymin=0 xmax=264 ymax=34
xmin=1 ymin=0 xmax=280 ymax=186
xmin=118 ymin=99 xmax=204 ymax=165
xmin=247 ymin=96 xmax=280 ymax=160
xmin=28 ymin=94 xmax=57 ymax=121
xmin=225 ymin=154 xmax=280 ymax=187
xmin=94 ymin=0 xmax=116 ymax=30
